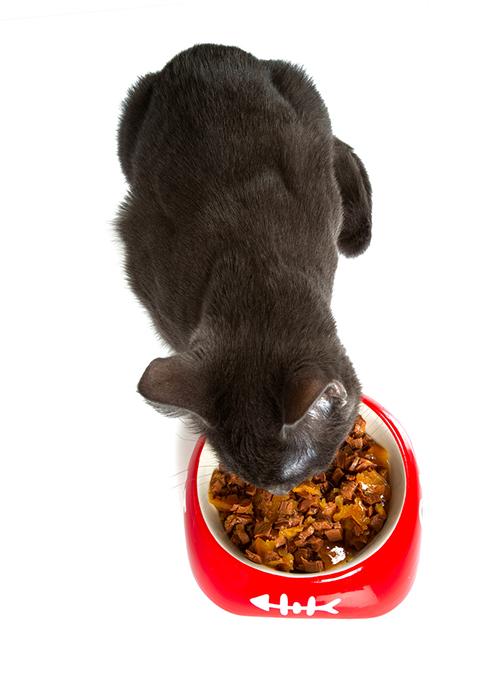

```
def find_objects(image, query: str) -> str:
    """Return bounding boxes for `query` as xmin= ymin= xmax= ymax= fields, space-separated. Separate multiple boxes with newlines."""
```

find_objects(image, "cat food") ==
xmin=208 ymin=415 xmax=391 ymax=573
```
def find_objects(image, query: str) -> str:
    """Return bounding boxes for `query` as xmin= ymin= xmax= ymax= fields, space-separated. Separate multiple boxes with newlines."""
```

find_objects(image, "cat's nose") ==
xmin=266 ymin=457 xmax=317 ymax=494
xmin=265 ymin=482 xmax=295 ymax=495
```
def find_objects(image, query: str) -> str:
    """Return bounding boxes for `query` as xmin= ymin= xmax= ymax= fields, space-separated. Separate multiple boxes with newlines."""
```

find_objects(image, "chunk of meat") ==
xmin=253 ymin=520 xmax=274 ymax=538
xmin=230 ymin=524 xmax=250 ymax=546
xmin=352 ymin=416 xmax=366 ymax=437
xmin=370 ymin=514 xmax=385 ymax=532
xmin=325 ymin=526 xmax=343 ymax=542
xmin=294 ymin=524 xmax=315 ymax=546
xmin=296 ymin=555 xmax=324 ymax=573
xmin=312 ymin=519 xmax=334 ymax=532
xmin=278 ymin=499 xmax=298 ymax=516
xmin=346 ymin=435 xmax=364 ymax=450
xmin=331 ymin=467 xmax=345 ymax=485
xmin=224 ymin=513 xmax=253 ymax=532
xmin=245 ymin=550 xmax=262 ymax=565
xmin=340 ymin=479 xmax=357 ymax=501
xmin=355 ymin=459 xmax=376 ymax=472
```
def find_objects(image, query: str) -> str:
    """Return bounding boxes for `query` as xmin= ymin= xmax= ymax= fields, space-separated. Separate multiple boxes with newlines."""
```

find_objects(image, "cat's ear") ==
xmin=333 ymin=136 xmax=372 ymax=258
xmin=283 ymin=369 xmax=348 ymax=427
xmin=137 ymin=355 xmax=212 ymax=426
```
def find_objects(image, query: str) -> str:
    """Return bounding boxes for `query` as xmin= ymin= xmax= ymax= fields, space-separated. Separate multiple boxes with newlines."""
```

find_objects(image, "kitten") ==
xmin=115 ymin=44 xmax=372 ymax=494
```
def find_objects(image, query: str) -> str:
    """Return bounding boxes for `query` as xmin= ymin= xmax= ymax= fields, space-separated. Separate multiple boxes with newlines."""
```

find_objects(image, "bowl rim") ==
xmin=193 ymin=395 xmax=408 ymax=579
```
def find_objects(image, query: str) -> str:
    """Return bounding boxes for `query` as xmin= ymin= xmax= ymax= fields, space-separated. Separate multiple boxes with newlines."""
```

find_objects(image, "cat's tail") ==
xmin=333 ymin=137 xmax=372 ymax=258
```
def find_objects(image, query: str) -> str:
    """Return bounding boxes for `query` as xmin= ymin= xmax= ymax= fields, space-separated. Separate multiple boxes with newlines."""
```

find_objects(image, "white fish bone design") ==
xmin=250 ymin=593 xmax=341 ymax=616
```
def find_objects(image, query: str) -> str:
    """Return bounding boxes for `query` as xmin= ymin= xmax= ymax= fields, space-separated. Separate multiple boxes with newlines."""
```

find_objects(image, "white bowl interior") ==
xmin=196 ymin=401 xmax=406 ymax=578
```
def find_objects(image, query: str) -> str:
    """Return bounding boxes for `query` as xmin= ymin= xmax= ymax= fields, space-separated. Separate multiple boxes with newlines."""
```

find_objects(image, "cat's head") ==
xmin=137 ymin=336 xmax=361 ymax=493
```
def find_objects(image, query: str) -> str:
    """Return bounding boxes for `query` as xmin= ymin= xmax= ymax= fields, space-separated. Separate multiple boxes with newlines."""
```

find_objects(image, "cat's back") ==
xmin=117 ymin=45 xmax=339 ymax=348
xmin=132 ymin=43 xmax=332 ymax=203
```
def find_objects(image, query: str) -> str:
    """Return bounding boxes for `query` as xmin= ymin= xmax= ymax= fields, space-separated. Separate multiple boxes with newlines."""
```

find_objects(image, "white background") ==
xmin=1 ymin=1 xmax=498 ymax=678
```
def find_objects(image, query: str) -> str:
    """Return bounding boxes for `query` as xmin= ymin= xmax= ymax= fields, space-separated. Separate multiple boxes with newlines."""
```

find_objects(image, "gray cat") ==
xmin=115 ymin=44 xmax=372 ymax=494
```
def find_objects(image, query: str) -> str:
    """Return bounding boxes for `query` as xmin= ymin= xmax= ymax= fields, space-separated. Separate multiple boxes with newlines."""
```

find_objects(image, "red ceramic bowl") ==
xmin=184 ymin=395 xmax=421 ymax=618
